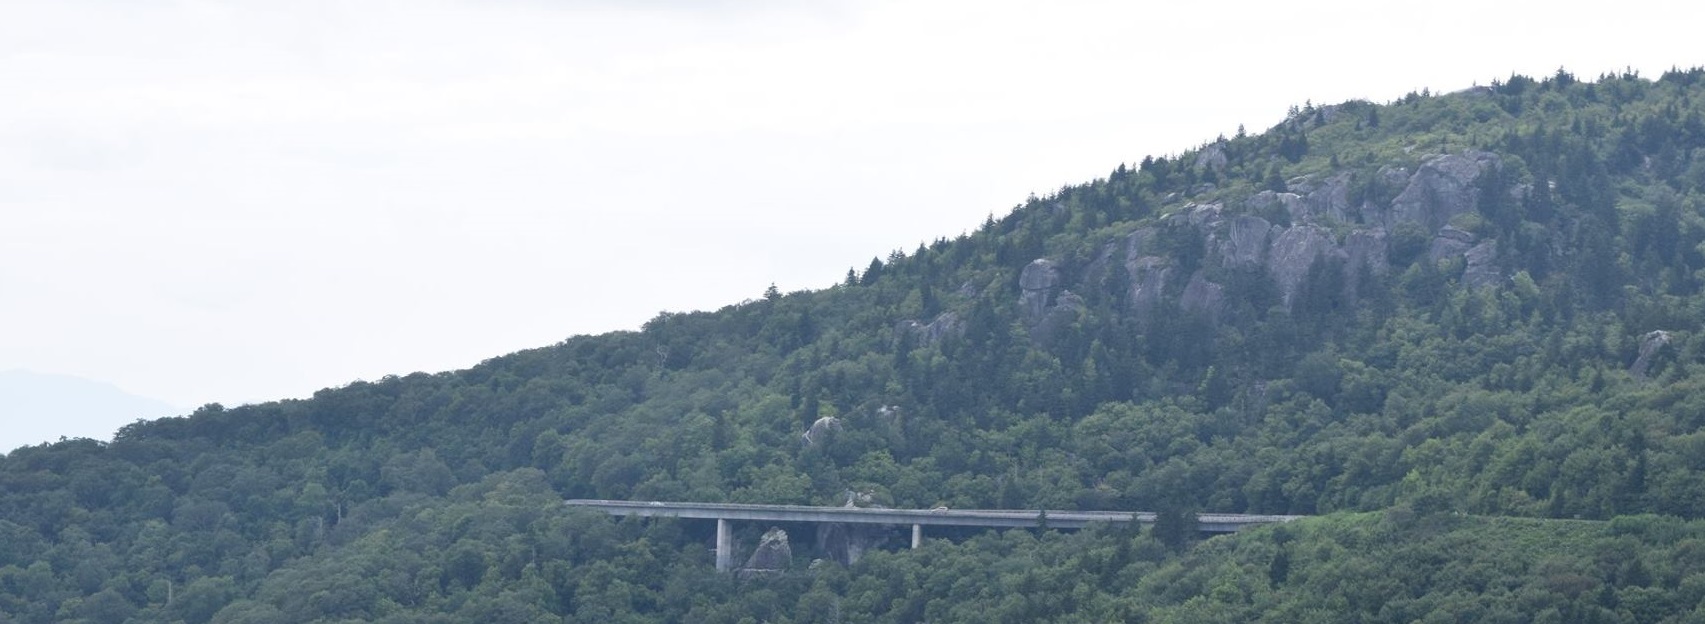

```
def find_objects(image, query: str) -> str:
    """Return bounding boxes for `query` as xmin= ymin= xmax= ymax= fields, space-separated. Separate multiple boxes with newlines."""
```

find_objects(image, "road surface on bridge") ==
xmin=564 ymin=499 xmax=1301 ymax=533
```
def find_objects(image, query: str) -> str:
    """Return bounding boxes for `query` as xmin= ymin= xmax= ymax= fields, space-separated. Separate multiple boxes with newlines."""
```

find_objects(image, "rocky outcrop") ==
xmin=1358 ymin=166 xmax=1415 ymax=225
xmin=1421 ymin=225 xmax=1504 ymax=288
xmin=1126 ymin=256 xmax=1173 ymax=315
xmin=1176 ymin=202 xmax=1224 ymax=228
xmin=1462 ymin=240 xmax=1500 ymax=289
xmin=1216 ymin=215 xmax=1275 ymax=267
xmin=1248 ymin=188 xmax=1354 ymax=226
xmin=1428 ymin=226 xmax=1476 ymax=264
xmin=1180 ymin=272 xmax=1225 ymax=322
xmin=1195 ymin=143 xmax=1228 ymax=172
xmin=739 ymin=527 xmax=792 ymax=577
xmin=1385 ymin=151 xmax=1500 ymax=232
xmin=1268 ymin=226 xmax=1342 ymax=305
xmin=1030 ymin=291 xmax=1085 ymax=347
xmin=841 ymin=488 xmax=884 ymax=508
xmin=1289 ymin=172 xmax=1354 ymax=223
xmin=801 ymin=416 xmax=842 ymax=447
xmin=1117 ymin=224 xmax=1178 ymax=316
xmin=1019 ymin=259 xmax=1063 ymax=324
xmin=876 ymin=405 xmax=902 ymax=430
xmin=1343 ymin=229 xmax=1389 ymax=297
xmin=1017 ymin=150 xmax=1510 ymax=334
xmin=1631 ymin=330 xmax=1673 ymax=380
xmin=896 ymin=312 xmax=962 ymax=346
xmin=1343 ymin=229 xmax=1388 ymax=276
xmin=815 ymin=522 xmax=889 ymax=565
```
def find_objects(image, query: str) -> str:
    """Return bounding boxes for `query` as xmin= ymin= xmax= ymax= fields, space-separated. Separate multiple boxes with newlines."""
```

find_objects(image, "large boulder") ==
xmin=740 ymin=527 xmax=792 ymax=577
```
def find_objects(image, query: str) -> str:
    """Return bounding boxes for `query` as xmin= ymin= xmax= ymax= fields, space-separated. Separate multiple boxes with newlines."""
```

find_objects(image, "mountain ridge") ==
xmin=0 ymin=369 xmax=183 ymax=453
xmin=6 ymin=68 xmax=1705 ymax=622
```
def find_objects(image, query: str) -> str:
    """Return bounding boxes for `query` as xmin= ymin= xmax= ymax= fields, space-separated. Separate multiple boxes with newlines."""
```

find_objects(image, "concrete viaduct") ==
xmin=565 ymin=499 xmax=1302 ymax=572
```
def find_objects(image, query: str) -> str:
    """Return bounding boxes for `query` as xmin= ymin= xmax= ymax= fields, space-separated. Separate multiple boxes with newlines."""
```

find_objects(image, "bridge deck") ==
xmin=565 ymin=499 xmax=1300 ymax=533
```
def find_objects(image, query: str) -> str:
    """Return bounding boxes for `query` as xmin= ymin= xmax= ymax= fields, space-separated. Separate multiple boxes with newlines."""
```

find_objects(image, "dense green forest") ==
xmin=9 ymin=68 xmax=1705 ymax=622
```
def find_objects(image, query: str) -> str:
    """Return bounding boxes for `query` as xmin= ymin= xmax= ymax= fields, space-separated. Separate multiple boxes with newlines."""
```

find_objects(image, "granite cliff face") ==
xmin=1018 ymin=150 xmax=1506 ymax=330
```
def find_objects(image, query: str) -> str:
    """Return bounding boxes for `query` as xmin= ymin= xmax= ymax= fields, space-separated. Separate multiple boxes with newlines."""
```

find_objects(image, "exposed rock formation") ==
xmin=1180 ymin=272 xmax=1225 ymax=322
xmin=739 ymin=527 xmax=792 ymax=577
xmin=1427 ymin=226 xmax=1476 ymax=264
xmin=1029 ymin=290 xmax=1085 ymax=347
xmin=1343 ymin=229 xmax=1389 ymax=275
xmin=1462 ymin=240 xmax=1501 ymax=289
xmin=1195 ymin=143 xmax=1228 ymax=172
xmin=815 ymin=522 xmax=889 ymax=565
xmin=1126 ymin=255 xmax=1173 ymax=315
xmin=1268 ymin=225 xmax=1342 ymax=305
xmin=1215 ymin=215 xmax=1275 ymax=267
xmin=876 ymin=405 xmax=902 ymax=430
xmin=896 ymin=312 xmax=962 ymax=346
xmin=841 ymin=488 xmax=884 ymax=508
xmin=801 ymin=416 xmax=842 ymax=447
xmin=1631 ymin=330 xmax=1673 ymax=380
xmin=1019 ymin=259 xmax=1063 ymax=324
xmin=1342 ymin=229 xmax=1389 ymax=297
xmin=1288 ymin=172 xmax=1354 ymax=223
xmin=1385 ymin=151 xmax=1500 ymax=232
xmin=1024 ymin=150 xmax=1509 ymax=329
xmin=1246 ymin=190 xmax=1317 ymax=225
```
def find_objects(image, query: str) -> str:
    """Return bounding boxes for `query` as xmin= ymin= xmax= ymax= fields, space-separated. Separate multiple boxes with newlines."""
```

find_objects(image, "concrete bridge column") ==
xmin=911 ymin=523 xmax=921 ymax=549
xmin=716 ymin=519 xmax=732 ymax=572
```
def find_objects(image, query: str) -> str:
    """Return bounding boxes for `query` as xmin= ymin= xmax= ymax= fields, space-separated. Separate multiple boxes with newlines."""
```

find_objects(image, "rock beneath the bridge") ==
xmin=739 ymin=527 xmax=792 ymax=577
xmin=815 ymin=522 xmax=889 ymax=565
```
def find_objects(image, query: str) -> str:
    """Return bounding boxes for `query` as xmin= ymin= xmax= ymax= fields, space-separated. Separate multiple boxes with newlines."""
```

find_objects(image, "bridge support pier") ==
xmin=911 ymin=523 xmax=921 ymax=549
xmin=716 ymin=518 xmax=732 ymax=572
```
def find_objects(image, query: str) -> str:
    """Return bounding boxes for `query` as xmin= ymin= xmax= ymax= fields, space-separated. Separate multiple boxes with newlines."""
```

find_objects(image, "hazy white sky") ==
xmin=4 ymin=0 xmax=1703 ymax=424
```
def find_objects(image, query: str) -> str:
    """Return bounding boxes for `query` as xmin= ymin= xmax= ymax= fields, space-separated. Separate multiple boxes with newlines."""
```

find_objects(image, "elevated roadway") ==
xmin=565 ymin=499 xmax=1302 ymax=571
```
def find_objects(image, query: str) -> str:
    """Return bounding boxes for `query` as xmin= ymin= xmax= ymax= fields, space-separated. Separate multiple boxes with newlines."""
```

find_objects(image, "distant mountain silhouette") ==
xmin=0 ymin=370 xmax=183 ymax=453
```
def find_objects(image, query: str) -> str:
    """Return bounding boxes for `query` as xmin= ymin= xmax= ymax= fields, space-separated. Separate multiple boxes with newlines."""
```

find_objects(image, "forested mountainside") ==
xmin=9 ymin=68 xmax=1705 ymax=623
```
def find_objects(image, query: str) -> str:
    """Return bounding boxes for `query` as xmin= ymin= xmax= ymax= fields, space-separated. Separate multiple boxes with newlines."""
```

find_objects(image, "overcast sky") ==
xmin=4 ymin=0 xmax=1704 ymax=444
